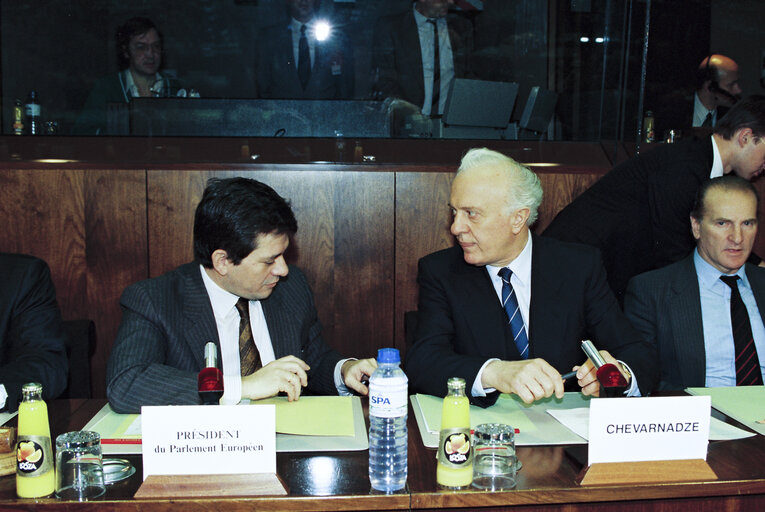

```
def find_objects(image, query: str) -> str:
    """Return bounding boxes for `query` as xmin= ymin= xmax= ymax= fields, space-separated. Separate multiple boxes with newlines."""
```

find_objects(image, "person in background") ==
xmin=625 ymin=176 xmax=765 ymax=390
xmin=544 ymin=95 xmax=765 ymax=303
xmin=255 ymin=0 xmax=354 ymax=99
xmin=372 ymin=0 xmax=473 ymax=116
xmin=73 ymin=16 xmax=188 ymax=135
xmin=0 ymin=254 xmax=68 ymax=411
xmin=404 ymin=148 xmax=656 ymax=407
xmin=106 ymin=177 xmax=376 ymax=413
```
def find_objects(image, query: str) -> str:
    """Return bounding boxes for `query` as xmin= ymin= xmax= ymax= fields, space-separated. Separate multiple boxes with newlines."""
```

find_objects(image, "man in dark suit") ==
xmin=0 ymin=254 xmax=68 ymax=411
xmin=107 ymin=178 xmax=375 ymax=413
xmin=544 ymin=95 xmax=765 ymax=303
xmin=372 ymin=0 xmax=473 ymax=116
xmin=659 ymin=54 xmax=742 ymax=135
xmin=403 ymin=148 xmax=657 ymax=407
xmin=255 ymin=0 xmax=354 ymax=99
xmin=625 ymin=176 xmax=765 ymax=391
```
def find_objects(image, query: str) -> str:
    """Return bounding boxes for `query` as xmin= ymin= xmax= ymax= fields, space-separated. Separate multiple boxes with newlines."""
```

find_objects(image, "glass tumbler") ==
xmin=55 ymin=431 xmax=105 ymax=500
xmin=471 ymin=423 xmax=518 ymax=490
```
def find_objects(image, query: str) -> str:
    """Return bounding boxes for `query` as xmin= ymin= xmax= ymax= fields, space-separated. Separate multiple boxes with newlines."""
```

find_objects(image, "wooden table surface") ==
xmin=0 ymin=398 xmax=763 ymax=511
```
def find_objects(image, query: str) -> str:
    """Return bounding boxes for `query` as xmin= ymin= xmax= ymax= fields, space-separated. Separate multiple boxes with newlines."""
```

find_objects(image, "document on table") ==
xmin=83 ymin=396 xmax=367 ymax=454
xmin=411 ymin=392 xmax=591 ymax=447
xmin=686 ymin=386 xmax=765 ymax=436
xmin=547 ymin=408 xmax=755 ymax=441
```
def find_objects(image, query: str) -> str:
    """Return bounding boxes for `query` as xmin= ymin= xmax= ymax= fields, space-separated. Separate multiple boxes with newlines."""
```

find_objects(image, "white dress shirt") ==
xmin=200 ymin=266 xmax=351 ymax=405
xmin=413 ymin=6 xmax=454 ymax=116
xmin=692 ymin=92 xmax=716 ymax=128
xmin=710 ymin=134 xmax=724 ymax=179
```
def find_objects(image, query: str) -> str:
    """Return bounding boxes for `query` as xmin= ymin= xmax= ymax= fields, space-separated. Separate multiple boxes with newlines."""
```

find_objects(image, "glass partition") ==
xmin=1 ymin=0 xmax=759 ymax=144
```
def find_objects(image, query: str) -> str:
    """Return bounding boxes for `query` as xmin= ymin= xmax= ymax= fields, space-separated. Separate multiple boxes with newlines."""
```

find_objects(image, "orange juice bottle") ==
xmin=436 ymin=377 xmax=473 ymax=488
xmin=16 ymin=382 xmax=55 ymax=498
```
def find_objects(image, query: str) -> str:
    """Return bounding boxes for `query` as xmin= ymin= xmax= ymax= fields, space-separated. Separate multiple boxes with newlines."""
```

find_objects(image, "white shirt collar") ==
xmin=710 ymin=134 xmax=724 ymax=178
xmin=199 ymin=264 xmax=242 ymax=321
xmin=122 ymin=69 xmax=164 ymax=98
xmin=693 ymin=92 xmax=715 ymax=128
xmin=487 ymin=233 xmax=533 ymax=288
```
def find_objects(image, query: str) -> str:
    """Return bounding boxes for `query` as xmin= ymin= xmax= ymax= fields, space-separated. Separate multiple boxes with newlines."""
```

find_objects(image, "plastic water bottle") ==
xmin=368 ymin=348 xmax=408 ymax=492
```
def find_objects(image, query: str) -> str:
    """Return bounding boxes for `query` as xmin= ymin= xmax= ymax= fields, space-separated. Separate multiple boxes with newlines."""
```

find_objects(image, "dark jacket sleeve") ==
xmin=0 ymin=257 xmax=68 ymax=411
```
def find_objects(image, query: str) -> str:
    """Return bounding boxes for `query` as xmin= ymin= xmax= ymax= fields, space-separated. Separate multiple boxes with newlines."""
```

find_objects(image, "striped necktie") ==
xmin=236 ymin=298 xmax=262 ymax=376
xmin=720 ymin=275 xmax=763 ymax=385
xmin=498 ymin=267 xmax=529 ymax=359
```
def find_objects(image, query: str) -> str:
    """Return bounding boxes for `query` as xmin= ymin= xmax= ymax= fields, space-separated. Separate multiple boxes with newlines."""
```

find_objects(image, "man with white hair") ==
xmin=404 ymin=148 xmax=657 ymax=406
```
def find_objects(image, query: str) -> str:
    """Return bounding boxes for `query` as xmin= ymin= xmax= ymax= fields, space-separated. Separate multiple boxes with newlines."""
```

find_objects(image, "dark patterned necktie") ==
xmin=427 ymin=18 xmax=440 ymax=115
xmin=236 ymin=298 xmax=262 ymax=376
xmin=498 ymin=268 xmax=529 ymax=359
xmin=298 ymin=24 xmax=311 ymax=90
xmin=720 ymin=275 xmax=763 ymax=385
xmin=702 ymin=111 xmax=713 ymax=127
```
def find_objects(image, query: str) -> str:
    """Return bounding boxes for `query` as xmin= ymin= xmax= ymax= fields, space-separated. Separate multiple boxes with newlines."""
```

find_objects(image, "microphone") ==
xmin=580 ymin=340 xmax=629 ymax=397
xmin=198 ymin=342 xmax=224 ymax=405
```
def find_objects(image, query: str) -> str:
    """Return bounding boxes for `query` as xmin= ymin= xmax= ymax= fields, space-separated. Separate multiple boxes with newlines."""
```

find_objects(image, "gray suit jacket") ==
xmin=624 ymin=254 xmax=765 ymax=391
xmin=106 ymin=262 xmax=342 ymax=413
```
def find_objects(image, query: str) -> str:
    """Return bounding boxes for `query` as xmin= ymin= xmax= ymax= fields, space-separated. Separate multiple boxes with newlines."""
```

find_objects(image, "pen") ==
xmin=560 ymin=370 xmax=577 ymax=381
xmin=101 ymin=438 xmax=142 ymax=445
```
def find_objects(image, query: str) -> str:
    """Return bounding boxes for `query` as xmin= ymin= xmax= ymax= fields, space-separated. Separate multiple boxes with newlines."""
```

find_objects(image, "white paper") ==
xmin=548 ymin=407 xmax=754 ymax=442
xmin=141 ymin=404 xmax=276 ymax=480
xmin=587 ymin=396 xmax=710 ymax=464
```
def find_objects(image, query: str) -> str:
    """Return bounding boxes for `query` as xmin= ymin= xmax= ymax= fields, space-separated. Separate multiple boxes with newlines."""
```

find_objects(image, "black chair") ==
xmin=61 ymin=319 xmax=95 ymax=398
xmin=404 ymin=310 xmax=419 ymax=351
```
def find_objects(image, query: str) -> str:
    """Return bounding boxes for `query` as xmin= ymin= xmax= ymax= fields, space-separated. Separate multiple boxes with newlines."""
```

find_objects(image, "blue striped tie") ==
xmin=498 ymin=267 xmax=529 ymax=359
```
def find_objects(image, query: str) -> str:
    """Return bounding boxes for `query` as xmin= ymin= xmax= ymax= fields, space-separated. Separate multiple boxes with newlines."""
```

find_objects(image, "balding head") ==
xmin=697 ymin=54 xmax=742 ymax=108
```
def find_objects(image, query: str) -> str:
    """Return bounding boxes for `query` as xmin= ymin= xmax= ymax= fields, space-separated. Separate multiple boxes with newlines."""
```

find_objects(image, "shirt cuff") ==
xmin=220 ymin=374 xmax=242 ymax=405
xmin=334 ymin=358 xmax=354 ymax=396
xmin=619 ymin=360 xmax=641 ymax=397
xmin=471 ymin=358 xmax=501 ymax=397
xmin=0 ymin=385 xmax=6 ymax=410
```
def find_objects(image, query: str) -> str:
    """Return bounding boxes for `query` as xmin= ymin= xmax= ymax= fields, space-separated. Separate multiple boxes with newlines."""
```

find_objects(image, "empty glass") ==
xmin=472 ymin=423 xmax=518 ymax=490
xmin=55 ymin=431 xmax=105 ymax=500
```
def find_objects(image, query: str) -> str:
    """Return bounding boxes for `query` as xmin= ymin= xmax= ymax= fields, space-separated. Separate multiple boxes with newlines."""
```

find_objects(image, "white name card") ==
xmin=588 ymin=396 xmax=711 ymax=464
xmin=141 ymin=404 xmax=275 ymax=480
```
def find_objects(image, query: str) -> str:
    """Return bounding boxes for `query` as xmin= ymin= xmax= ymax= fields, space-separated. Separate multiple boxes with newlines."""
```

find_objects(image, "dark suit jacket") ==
xmin=0 ymin=254 xmax=68 ymax=411
xmin=372 ymin=9 xmax=473 ymax=108
xmin=106 ymin=262 xmax=342 ymax=413
xmin=543 ymin=136 xmax=717 ymax=302
xmin=255 ymin=20 xmax=354 ymax=99
xmin=403 ymin=236 xmax=657 ymax=407
xmin=624 ymin=255 xmax=765 ymax=391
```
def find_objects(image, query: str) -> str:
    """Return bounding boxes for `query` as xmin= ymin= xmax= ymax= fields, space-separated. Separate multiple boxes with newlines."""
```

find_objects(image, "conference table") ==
xmin=0 ymin=398 xmax=763 ymax=511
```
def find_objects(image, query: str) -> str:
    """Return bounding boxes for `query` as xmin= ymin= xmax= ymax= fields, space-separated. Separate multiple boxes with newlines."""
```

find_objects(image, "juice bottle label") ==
xmin=437 ymin=428 xmax=472 ymax=468
xmin=16 ymin=435 xmax=53 ymax=476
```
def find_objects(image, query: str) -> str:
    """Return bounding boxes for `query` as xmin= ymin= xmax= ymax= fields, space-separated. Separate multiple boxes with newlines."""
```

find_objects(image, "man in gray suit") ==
xmin=107 ymin=177 xmax=375 ymax=413
xmin=624 ymin=175 xmax=765 ymax=391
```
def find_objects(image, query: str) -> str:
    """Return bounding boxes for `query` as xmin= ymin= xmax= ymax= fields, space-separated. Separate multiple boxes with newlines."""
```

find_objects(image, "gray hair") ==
xmin=457 ymin=147 xmax=543 ymax=225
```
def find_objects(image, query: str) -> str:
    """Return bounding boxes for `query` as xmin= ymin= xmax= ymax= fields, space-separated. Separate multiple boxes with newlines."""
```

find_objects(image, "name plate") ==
xmin=141 ymin=404 xmax=275 ymax=480
xmin=588 ymin=396 xmax=710 ymax=464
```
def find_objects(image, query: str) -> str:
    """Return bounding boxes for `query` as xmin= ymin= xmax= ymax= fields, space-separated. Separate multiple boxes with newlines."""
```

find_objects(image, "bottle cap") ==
xmin=376 ymin=348 xmax=400 ymax=364
xmin=21 ymin=382 xmax=43 ymax=394
xmin=447 ymin=377 xmax=466 ymax=391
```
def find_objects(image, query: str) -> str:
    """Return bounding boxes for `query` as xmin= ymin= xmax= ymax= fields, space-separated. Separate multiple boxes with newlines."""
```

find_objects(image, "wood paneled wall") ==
xmin=0 ymin=162 xmax=610 ymax=398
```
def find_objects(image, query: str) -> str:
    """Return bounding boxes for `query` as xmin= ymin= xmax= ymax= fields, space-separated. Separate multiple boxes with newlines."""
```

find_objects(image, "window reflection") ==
xmin=1 ymin=0 xmax=761 ymax=142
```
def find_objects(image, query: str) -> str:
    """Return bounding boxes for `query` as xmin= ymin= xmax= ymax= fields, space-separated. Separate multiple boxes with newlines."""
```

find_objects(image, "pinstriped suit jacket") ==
xmin=106 ymin=262 xmax=342 ymax=413
xmin=624 ymin=255 xmax=765 ymax=391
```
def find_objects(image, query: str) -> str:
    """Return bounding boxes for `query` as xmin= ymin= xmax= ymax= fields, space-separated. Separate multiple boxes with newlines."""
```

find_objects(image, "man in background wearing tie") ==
xmin=372 ymin=0 xmax=473 ymax=116
xmin=544 ymin=95 xmax=765 ymax=304
xmin=692 ymin=54 xmax=742 ymax=128
xmin=625 ymin=175 xmax=765 ymax=391
xmin=107 ymin=177 xmax=375 ymax=413
xmin=403 ymin=148 xmax=656 ymax=407
xmin=255 ymin=0 xmax=354 ymax=99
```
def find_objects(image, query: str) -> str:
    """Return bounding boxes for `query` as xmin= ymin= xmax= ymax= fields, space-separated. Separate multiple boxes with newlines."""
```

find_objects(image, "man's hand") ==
xmin=241 ymin=355 xmax=310 ymax=401
xmin=481 ymin=358 xmax=565 ymax=404
xmin=341 ymin=358 xmax=378 ymax=395
xmin=572 ymin=350 xmax=631 ymax=397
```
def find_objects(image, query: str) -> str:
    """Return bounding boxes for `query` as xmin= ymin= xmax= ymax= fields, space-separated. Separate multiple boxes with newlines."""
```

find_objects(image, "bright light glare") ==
xmin=595 ymin=37 xmax=605 ymax=43
xmin=314 ymin=21 xmax=331 ymax=42
xmin=579 ymin=36 xmax=590 ymax=43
